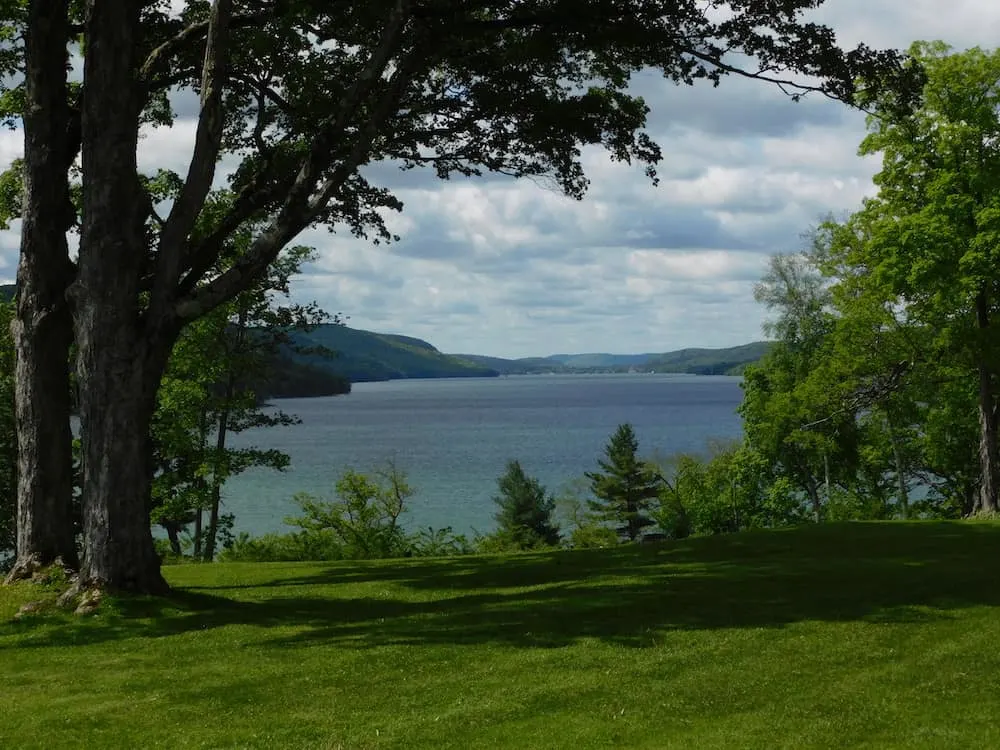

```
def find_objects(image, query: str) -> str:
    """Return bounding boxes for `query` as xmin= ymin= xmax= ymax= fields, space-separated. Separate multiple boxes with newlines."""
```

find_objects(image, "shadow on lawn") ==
xmin=4 ymin=521 xmax=1000 ymax=650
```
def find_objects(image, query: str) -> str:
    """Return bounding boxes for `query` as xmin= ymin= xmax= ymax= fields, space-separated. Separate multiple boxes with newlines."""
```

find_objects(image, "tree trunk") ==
xmin=192 ymin=408 xmax=209 ymax=559
xmin=70 ymin=2 xmax=175 ymax=593
xmin=192 ymin=505 xmax=203 ymax=560
xmin=72 ymin=328 xmax=174 ymax=592
xmin=887 ymin=417 xmax=909 ymax=520
xmin=204 ymin=311 xmax=245 ymax=560
xmin=804 ymin=475 xmax=821 ymax=522
xmin=974 ymin=290 xmax=1000 ymax=515
xmin=164 ymin=523 xmax=182 ymax=557
xmin=5 ymin=0 xmax=79 ymax=582
xmin=203 ymin=402 xmax=230 ymax=561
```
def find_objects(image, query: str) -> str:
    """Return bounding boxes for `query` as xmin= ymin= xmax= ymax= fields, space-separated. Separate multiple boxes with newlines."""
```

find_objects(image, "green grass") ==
xmin=3 ymin=522 xmax=1000 ymax=749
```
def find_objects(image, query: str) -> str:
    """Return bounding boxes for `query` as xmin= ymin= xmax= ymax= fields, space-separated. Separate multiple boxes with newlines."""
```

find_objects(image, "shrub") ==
xmin=219 ymin=531 xmax=345 ymax=562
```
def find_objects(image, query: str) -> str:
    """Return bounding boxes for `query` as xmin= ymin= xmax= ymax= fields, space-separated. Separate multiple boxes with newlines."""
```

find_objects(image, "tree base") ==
xmin=56 ymin=581 xmax=106 ymax=615
xmin=3 ymin=555 xmax=76 ymax=586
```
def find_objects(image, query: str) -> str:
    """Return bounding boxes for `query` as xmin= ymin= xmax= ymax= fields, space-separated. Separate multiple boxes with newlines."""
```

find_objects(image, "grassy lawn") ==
xmin=3 ymin=522 xmax=1000 ymax=749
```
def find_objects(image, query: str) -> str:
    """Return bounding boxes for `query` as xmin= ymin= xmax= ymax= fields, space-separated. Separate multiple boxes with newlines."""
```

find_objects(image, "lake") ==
xmin=223 ymin=374 xmax=746 ymax=537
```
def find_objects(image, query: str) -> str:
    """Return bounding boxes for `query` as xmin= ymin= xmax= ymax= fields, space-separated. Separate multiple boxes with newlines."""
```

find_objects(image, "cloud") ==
xmin=1 ymin=0 xmax=997 ymax=357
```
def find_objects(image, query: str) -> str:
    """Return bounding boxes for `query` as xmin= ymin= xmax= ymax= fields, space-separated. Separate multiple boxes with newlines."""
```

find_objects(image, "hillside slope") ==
xmin=4 ymin=522 xmax=1000 ymax=749
xmin=292 ymin=324 xmax=498 ymax=382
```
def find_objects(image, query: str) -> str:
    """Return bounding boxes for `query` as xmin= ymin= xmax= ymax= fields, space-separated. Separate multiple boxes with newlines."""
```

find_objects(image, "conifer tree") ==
xmin=587 ymin=424 xmax=660 ymax=541
xmin=493 ymin=460 xmax=560 ymax=548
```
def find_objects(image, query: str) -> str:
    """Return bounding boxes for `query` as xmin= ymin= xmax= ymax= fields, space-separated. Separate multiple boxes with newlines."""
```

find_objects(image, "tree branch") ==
xmin=148 ymin=0 xmax=234 ymax=327
xmin=174 ymin=0 xmax=414 ymax=317
xmin=140 ymin=10 xmax=264 ymax=83
xmin=176 ymin=23 xmax=422 ymax=321
xmin=679 ymin=45 xmax=874 ymax=110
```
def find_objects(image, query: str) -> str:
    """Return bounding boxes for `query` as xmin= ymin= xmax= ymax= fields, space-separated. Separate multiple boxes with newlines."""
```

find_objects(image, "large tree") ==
xmin=739 ymin=251 xmax=862 ymax=521
xmin=5 ymin=0 xmax=921 ymax=593
xmin=4 ymin=0 xmax=78 ymax=581
xmin=840 ymin=43 xmax=1000 ymax=514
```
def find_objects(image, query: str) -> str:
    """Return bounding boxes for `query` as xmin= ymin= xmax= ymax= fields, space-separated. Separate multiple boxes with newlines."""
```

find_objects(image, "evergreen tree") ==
xmin=587 ymin=424 xmax=660 ymax=541
xmin=493 ymin=460 xmax=560 ymax=548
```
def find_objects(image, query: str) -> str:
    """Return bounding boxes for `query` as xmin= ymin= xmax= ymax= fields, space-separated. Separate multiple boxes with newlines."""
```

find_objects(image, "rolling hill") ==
xmin=453 ymin=341 xmax=773 ymax=376
xmin=289 ymin=325 xmax=499 ymax=382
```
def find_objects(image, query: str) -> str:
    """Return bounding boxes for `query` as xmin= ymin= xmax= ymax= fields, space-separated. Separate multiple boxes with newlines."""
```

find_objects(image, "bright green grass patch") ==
xmin=3 ymin=522 xmax=1000 ymax=749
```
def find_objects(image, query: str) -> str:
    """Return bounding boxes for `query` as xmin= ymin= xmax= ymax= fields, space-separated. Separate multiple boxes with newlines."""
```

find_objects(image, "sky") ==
xmin=2 ymin=1 xmax=1000 ymax=359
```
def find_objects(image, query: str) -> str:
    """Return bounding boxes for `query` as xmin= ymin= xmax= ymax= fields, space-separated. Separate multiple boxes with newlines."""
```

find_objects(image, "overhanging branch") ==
xmin=148 ymin=0 xmax=234 ymax=327
xmin=173 ymin=0 xmax=416 ymax=321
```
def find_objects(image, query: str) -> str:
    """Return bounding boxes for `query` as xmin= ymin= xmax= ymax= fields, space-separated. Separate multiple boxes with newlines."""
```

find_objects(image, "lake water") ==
xmin=223 ymin=374 xmax=746 ymax=537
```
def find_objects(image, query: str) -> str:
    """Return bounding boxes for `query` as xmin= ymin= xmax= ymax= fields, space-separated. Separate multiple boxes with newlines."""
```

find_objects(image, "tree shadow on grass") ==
xmin=3 ymin=522 xmax=999 ymax=650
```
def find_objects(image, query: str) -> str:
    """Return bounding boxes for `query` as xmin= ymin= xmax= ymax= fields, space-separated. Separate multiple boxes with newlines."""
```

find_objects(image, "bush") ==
xmin=652 ymin=493 xmax=692 ymax=540
xmin=567 ymin=524 xmax=620 ymax=549
xmin=407 ymin=526 xmax=474 ymax=557
xmin=219 ymin=531 xmax=345 ymax=562
xmin=286 ymin=465 xmax=413 ymax=559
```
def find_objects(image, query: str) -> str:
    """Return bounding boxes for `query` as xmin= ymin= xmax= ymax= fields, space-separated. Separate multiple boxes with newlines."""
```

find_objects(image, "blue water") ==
xmin=223 ymin=374 xmax=745 ymax=536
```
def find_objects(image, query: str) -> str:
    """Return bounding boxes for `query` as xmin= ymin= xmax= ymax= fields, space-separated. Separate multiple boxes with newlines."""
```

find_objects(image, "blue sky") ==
xmin=1 ymin=1 xmax=998 ymax=358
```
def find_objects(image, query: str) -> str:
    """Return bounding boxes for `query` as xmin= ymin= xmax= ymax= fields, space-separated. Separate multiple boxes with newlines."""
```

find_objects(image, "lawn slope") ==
xmin=3 ymin=522 xmax=1000 ymax=749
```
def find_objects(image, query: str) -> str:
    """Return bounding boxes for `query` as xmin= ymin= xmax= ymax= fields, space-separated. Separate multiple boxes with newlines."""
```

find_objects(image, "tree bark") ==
xmin=5 ymin=0 xmax=79 ymax=582
xmin=70 ymin=1 xmax=175 ymax=593
xmin=72 ymin=318 xmax=176 ymax=592
xmin=973 ymin=289 xmax=1000 ymax=515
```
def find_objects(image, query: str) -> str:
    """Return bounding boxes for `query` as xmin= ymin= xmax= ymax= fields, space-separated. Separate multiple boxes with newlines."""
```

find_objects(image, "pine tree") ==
xmin=587 ymin=424 xmax=660 ymax=541
xmin=493 ymin=460 xmax=560 ymax=548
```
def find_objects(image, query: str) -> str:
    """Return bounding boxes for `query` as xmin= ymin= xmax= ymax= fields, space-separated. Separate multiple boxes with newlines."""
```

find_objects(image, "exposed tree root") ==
xmin=3 ymin=555 xmax=76 ymax=586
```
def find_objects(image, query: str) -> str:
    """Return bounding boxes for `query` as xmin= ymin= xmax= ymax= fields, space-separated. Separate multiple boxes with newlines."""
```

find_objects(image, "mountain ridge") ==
xmin=452 ymin=340 xmax=772 ymax=376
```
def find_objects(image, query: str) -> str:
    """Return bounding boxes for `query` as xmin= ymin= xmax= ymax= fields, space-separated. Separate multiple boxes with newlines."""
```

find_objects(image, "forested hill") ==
xmin=0 ymin=277 xmax=770 ymax=383
xmin=289 ymin=325 xmax=499 ymax=382
xmin=455 ymin=341 xmax=773 ymax=376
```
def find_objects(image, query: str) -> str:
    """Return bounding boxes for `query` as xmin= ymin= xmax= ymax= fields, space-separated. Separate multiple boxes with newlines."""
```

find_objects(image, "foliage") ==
xmin=406 ymin=526 xmax=475 ymax=557
xmin=218 ymin=530 xmax=346 ymax=563
xmin=651 ymin=441 xmax=800 ymax=537
xmin=286 ymin=463 xmax=414 ymax=560
xmin=489 ymin=460 xmax=560 ymax=549
xmin=738 ymin=250 xmax=863 ymax=521
xmin=737 ymin=45 xmax=1000 ymax=524
xmin=553 ymin=478 xmax=621 ymax=549
xmin=6 ymin=523 xmax=1000 ymax=748
xmin=151 ymin=226 xmax=334 ymax=560
xmin=835 ymin=42 xmax=1000 ymax=513
xmin=586 ymin=423 xmax=660 ymax=541
xmin=220 ymin=524 xmax=477 ymax=562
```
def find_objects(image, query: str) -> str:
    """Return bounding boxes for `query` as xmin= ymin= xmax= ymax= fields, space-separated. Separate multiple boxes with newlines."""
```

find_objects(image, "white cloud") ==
xmin=1 ymin=0 xmax=997 ymax=357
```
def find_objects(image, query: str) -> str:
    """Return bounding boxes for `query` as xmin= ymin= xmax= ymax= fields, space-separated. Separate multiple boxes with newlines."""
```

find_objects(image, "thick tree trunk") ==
xmin=6 ymin=0 xmax=79 ymax=582
xmin=70 ymin=2 xmax=175 ymax=593
xmin=974 ymin=290 xmax=1000 ymax=515
xmin=73 ymin=328 xmax=173 ymax=592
